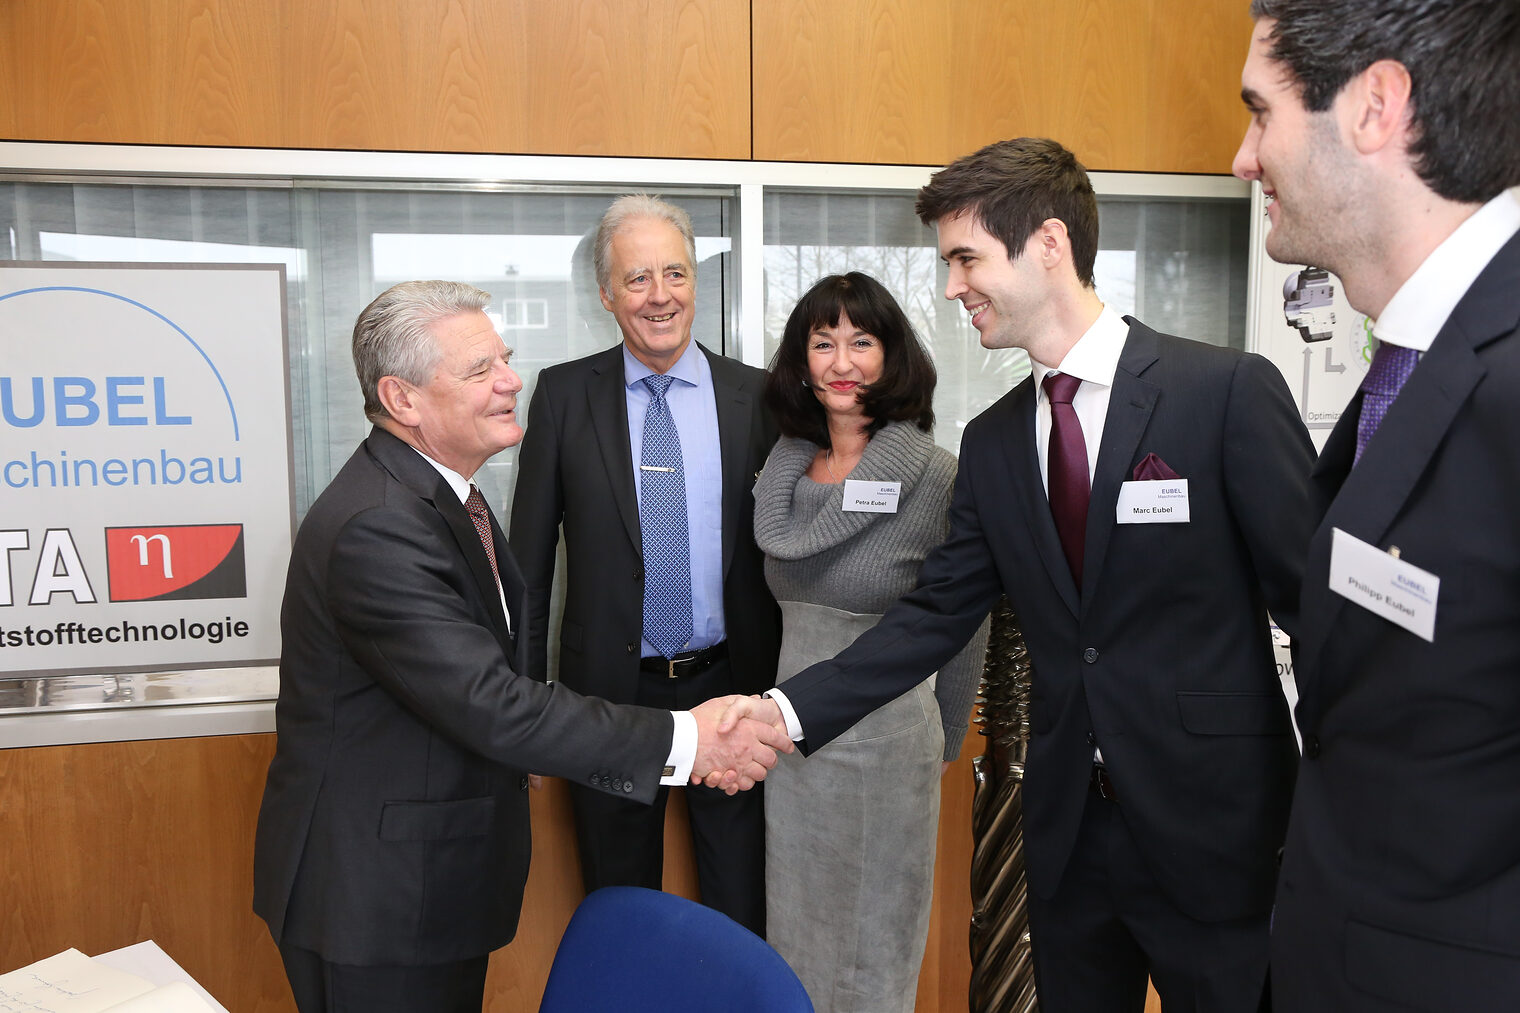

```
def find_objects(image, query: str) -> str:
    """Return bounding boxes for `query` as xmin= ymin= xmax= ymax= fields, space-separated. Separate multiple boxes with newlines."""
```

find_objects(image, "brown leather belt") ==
xmin=1090 ymin=763 xmax=1118 ymax=802
xmin=639 ymin=641 xmax=728 ymax=679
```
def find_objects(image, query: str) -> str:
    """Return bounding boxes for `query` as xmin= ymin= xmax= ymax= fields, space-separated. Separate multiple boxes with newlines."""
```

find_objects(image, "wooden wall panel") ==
xmin=0 ymin=0 xmax=752 ymax=158
xmin=0 ymin=735 xmax=292 ymax=1012
xmin=752 ymin=0 xmax=1254 ymax=173
xmin=1 ymin=731 xmax=986 ymax=1011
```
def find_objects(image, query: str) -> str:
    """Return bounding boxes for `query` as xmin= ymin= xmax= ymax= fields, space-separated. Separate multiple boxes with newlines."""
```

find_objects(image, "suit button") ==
xmin=622 ymin=780 xmax=634 ymax=793
xmin=1086 ymin=731 xmax=1096 ymax=745
xmin=1304 ymin=736 xmax=1321 ymax=759
xmin=1083 ymin=648 xmax=1099 ymax=664
xmin=635 ymin=566 xmax=644 ymax=580
xmin=626 ymin=643 xmax=636 ymax=654
xmin=519 ymin=777 xmax=529 ymax=791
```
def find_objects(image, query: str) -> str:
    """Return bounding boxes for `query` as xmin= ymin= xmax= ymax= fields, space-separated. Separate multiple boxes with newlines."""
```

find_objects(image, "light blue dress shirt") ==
xmin=623 ymin=341 xmax=725 ymax=657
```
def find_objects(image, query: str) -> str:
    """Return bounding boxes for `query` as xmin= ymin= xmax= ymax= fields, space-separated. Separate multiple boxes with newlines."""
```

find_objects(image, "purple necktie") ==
xmin=1043 ymin=372 xmax=1089 ymax=586
xmin=1355 ymin=342 xmax=1419 ymax=465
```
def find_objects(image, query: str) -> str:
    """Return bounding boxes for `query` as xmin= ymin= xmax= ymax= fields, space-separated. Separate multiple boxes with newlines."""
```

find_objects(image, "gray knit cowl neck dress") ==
xmin=753 ymin=419 xmax=989 ymax=1013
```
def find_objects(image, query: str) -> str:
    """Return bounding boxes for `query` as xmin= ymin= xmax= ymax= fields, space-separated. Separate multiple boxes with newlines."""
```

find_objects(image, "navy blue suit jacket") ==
xmin=781 ymin=318 xmax=1315 ymax=922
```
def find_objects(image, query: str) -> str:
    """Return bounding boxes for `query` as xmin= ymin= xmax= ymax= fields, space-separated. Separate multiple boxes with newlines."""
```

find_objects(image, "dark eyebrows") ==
xmin=941 ymin=245 xmax=976 ymax=263
xmin=1241 ymin=86 xmax=1264 ymax=110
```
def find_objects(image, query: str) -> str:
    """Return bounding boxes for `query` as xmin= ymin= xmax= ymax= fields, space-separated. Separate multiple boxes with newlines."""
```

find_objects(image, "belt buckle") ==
xmin=667 ymin=657 xmax=678 ymax=680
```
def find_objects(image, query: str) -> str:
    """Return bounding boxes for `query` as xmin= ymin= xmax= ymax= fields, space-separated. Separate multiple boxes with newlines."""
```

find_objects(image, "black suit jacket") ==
xmin=780 ymin=319 xmax=1314 ymax=922
xmin=1275 ymin=232 xmax=1520 ymax=1008
xmin=253 ymin=428 xmax=672 ymax=967
xmin=509 ymin=343 xmax=780 ymax=700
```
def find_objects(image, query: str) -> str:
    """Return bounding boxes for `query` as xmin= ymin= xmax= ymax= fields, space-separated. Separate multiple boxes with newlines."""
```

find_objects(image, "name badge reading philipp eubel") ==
xmin=1328 ymin=527 xmax=1439 ymax=641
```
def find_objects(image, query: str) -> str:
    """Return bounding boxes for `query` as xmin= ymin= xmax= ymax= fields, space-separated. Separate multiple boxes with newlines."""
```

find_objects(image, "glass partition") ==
xmin=0 ymin=145 xmax=1247 ymax=736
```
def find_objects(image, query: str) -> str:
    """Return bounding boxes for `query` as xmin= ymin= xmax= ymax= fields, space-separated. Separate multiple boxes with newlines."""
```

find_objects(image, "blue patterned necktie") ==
xmin=639 ymin=374 xmax=693 ymax=658
xmin=1355 ymin=342 xmax=1420 ymax=465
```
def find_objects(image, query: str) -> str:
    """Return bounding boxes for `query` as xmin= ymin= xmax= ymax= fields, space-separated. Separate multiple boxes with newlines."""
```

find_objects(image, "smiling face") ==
xmin=599 ymin=216 xmax=696 ymax=373
xmin=806 ymin=310 xmax=885 ymax=422
xmin=936 ymin=210 xmax=1047 ymax=351
xmin=1233 ymin=19 xmax=1358 ymax=270
xmin=405 ymin=309 xmax=523 ymax=477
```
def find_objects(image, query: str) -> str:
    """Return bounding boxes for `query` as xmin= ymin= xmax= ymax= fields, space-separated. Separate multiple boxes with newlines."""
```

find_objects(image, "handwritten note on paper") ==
xmin=0 ymin=948 xmax=154 ymax=1012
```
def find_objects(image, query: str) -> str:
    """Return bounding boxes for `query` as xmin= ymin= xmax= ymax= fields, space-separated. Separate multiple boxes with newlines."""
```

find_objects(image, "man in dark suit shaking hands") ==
xmin=1233 ymin=3 xmax=1520 ymax=1009
xmin=724 ymin=138 xmax=1316 ymax=1010
xmin=509 ymin=196 xmax=780 ymax=933
xmin=253 ymin=281 xmax=789 ymax=1013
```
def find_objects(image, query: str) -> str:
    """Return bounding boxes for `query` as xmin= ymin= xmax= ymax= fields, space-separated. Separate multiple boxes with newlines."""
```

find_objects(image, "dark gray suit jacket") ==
xmin=509 ymin=343 xmax=780 ymax=701
xmin=1273 ymin=232 xmax=1520 ymax=1010
xmin=253 ymin=427 xmax=672 ymax=966
xmin=780 ymin=319 xmax=1315 ymax=923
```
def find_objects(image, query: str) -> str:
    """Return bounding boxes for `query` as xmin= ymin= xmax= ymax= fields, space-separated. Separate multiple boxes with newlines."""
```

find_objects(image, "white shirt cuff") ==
xmin=662 ymin=710 xmax=698 ymax=784
xmin=763 ymin=688 xmax=805 ymax=742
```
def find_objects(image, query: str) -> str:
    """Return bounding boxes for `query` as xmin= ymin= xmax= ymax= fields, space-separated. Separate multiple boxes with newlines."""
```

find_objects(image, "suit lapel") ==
xmin=1083 ymin=321 xmax=1160 ymax=606
xmin=1301 ymin=232 xmax=1520 ymax=694
xmin=364 ymin=428 xmax=515 ymax=652
xmin=1000 ymin=380 xmax=1081 ymax=616
xmin=586 ymin=347 xmax=643 ymax=550
xmin=706 ymin=346 xmax=754 ymax=579
xmin=436 ymin=492 xmax=516 ymax=648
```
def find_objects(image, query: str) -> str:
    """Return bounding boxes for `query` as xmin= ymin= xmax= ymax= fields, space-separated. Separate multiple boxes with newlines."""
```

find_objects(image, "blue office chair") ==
xmin=538 ymin=886 xmax=814 ymax=1012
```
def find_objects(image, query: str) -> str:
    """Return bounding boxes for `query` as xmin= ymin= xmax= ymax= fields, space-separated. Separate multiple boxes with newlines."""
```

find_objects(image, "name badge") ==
xmin=843 ymin=480 xmax=901 ymax=513
xmin=1116 ymin=479 xmax=1190 ymax=523
xmin=1328 ymin=527 xmax=1438 ymax=641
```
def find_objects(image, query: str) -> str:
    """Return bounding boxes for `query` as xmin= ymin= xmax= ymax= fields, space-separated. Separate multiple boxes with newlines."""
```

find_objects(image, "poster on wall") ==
xmin=0 ymin=263 xmax=293 ymax=677
xmin=1246 ymin=186 xmax=1375 ymax=451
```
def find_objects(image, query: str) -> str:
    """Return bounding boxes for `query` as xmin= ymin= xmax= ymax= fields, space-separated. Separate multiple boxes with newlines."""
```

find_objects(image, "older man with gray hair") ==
xmin=253 ymin=280 xmax=787 ymax=1013
xmin=511 ymin=196 xmax=780 ymax=933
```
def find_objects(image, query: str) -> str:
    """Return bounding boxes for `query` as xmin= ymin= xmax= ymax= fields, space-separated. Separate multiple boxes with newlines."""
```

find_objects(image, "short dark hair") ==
xmin=915 ymin=137 xmax=1100 ymax=287
xmin=1250 ymin=0 xmax=1520 ymax=203
xmin=765 ymin=272 xmax=936 ymax=446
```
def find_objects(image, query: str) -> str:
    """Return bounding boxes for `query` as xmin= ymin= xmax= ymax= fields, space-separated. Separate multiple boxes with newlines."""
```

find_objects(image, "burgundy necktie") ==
xmin=1354 ymin=342 xmax=1419 ymax=465
xmin=465 ymin=484 xmax=502 ymax=587
xmin=1043 ymin=372 xmax=1089 ymax=586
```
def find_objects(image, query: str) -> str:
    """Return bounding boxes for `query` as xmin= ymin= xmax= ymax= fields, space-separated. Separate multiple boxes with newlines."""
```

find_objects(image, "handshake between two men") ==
xmin=690 ymin=694 xmax=792 ymax=792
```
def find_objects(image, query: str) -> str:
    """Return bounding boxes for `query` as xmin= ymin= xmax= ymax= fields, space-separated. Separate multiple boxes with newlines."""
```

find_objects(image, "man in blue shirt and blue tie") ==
xmin=510 ymin=195 xmax=780 ymax=933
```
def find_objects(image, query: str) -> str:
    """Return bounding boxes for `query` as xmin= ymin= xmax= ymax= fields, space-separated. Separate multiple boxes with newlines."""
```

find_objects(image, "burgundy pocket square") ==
xmin=1133 ymin=453 xmax=1180 ymax=481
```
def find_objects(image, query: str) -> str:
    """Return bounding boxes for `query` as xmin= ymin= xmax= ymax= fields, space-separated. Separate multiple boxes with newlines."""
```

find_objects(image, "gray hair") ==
xmin=593 ymin=194 xmax=698 ymax=293
xmin=352 ymin=280 xmax=492 ymax=422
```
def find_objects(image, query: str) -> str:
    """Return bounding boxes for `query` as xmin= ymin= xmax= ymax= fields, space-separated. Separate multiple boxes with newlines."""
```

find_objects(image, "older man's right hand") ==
xmin=687 ymin=695 xmax=794 ymax=794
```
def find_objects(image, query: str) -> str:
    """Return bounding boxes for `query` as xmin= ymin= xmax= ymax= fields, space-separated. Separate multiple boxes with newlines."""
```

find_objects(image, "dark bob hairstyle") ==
xmin=764 ymin=272 xmax=936 ymax=447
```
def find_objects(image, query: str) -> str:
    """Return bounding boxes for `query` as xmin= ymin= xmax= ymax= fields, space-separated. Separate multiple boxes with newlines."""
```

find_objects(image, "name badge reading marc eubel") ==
xmin=843 ymin=480 xmax=901 ymax=513
xmin=1116 ymin=479 xmax=1190 ymax=523
xmin=1328 ymin=527 xmax=1439 ymax=641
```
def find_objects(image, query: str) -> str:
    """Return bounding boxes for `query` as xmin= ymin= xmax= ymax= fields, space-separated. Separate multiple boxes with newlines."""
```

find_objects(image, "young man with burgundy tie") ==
xmin=728 ymin=137 xmax=1317 ymax=1011
xmin=1233 ymin=3 xmax=1520 ymax=1009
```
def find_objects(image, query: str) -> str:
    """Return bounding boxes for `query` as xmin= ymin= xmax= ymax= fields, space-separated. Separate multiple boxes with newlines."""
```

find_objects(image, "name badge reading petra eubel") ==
xmin=1328 ymin=527 xmax=1439 ymax=641
xmin=842 ymin=480 xmax=901 ymax=513
xmin=1115 ymin=479 xmax=1190 ymax=523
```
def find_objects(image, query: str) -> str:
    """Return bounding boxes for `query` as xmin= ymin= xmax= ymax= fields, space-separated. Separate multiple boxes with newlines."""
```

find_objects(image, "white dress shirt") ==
xmin=1373 ymin=188 xmax=1520 ymax=354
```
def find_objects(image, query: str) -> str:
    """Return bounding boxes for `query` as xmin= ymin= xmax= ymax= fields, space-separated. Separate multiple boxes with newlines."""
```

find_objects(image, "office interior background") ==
xmin=1 ymin=1 xmax=1256 ymax=1009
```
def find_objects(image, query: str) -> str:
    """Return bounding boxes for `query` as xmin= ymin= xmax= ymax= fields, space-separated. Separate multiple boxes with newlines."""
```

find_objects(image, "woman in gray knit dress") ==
xmin=755 ymin=273 xmax=989 ymax=1013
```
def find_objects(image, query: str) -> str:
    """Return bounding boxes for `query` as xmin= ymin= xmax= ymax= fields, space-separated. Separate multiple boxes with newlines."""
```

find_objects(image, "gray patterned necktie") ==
xmin=638 ymin=374 xmax=693 ymax=658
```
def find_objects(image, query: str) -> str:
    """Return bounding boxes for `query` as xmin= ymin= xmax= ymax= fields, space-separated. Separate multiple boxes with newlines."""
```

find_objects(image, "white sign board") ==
xmin=1246 ymin=185 xmax=1374 ymax=450
xmin=0 ymin=263 xmax=293 ymax=676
